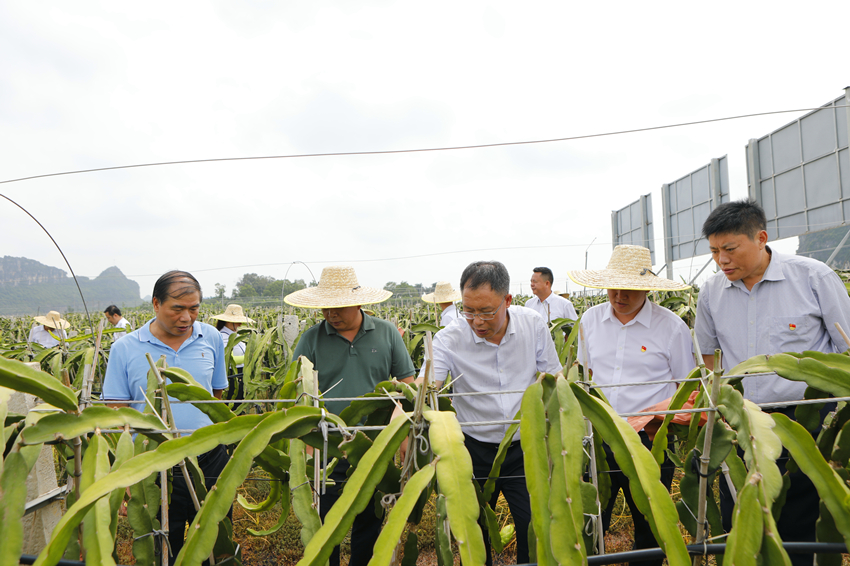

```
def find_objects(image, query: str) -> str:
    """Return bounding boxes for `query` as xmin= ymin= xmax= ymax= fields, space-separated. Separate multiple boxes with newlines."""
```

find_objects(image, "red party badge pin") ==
xmin=640 ymin=346 xmax=647 ymax=352
xmin=789 ymin=323 xmax=797 ymax=330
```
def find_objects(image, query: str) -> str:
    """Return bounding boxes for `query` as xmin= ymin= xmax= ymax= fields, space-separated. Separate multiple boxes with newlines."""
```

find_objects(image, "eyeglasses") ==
xmin=459 ymin=299 xmax=506 ymax=321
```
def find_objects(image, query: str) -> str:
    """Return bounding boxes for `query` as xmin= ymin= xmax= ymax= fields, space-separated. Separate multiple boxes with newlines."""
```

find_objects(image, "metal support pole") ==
xmin=661 ymin=184 xmax=674 ymax=281
xmin=746 ymin=139 xmax=762 ymax=202
xmin=692 ymin=349 xmax=724 ymax=566
xmin=688 ymin=257 xmax=716 ymax=287
xmin=825 ymin=226 xmax=850 ymax=266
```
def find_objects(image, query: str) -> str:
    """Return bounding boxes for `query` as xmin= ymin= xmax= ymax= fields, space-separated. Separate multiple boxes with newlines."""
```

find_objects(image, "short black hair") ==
xmin=460 ymin=261 xmax=510 ymax=296
xmin=152 ymin=271 xmax=202 ymax=305
xmin=104 ymin=305 xmax=121 ymax=316
xmin=532 ymin=267 xmax=553 ymax=284
xmin=702 ymin=199 xmax=767 ymax=240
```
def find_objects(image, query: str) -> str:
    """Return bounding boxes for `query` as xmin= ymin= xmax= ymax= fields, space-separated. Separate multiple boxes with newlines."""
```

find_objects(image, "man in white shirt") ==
xmin=28 ymin=310 xmax=70 ymax=348
xmin=525 ymin=266 xmax=578 ymax=323
xmin=104 ymin=305 xmax=131 ymax=339
xmin=421 ymin=281 xmax=461 ymax=327
xmin=414 ymin=261 xmax=561 ymax=566
xmin=695 ymin=199 xmax=850 ymax=566
xmin=570 ymin=245 xmax=694 ymax=566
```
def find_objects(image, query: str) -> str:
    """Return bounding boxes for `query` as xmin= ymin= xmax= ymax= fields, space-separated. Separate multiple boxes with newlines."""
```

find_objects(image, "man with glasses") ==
xmin=420 ymin=260 xmax=561 ymax=566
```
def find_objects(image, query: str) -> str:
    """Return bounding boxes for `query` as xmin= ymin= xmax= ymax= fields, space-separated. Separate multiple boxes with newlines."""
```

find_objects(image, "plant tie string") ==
xmin=135 ymin=530 xmax=174 ymax=558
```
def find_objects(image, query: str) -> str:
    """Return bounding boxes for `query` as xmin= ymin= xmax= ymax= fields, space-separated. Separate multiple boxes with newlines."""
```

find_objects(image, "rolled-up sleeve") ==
xmin=815 ymin=270 xmax=850 ymax=353
xmin=694 ymin=283 xmax=718 ymax=357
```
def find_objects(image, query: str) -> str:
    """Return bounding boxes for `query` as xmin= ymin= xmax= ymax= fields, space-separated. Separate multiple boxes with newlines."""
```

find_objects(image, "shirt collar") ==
xmin=724 ymin=245 xmax=783 ymax=290
xmin=601 ymin=298 xmax=652 ymax=328
xmin=138 ymin=319 xmax=202 ymax=346
xmin=469 ymin=308 xmax=517 ymax=345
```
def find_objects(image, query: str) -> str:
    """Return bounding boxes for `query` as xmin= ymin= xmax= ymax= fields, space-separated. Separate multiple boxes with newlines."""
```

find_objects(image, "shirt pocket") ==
xmin=769 ymin=316 xmax=810 ymax=354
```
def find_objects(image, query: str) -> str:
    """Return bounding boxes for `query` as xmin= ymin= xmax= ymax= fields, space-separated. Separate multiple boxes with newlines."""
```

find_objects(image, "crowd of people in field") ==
xmin=31 ymin=199 xmax=848 ymax=566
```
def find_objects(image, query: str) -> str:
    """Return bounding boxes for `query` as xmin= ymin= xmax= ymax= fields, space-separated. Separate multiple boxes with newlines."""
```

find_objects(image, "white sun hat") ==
xmin=568 ymin=245 xmax=690 ymax=291
xmin=283 ymin=266 xmax=392 ymax=309
xmin=210 ymin=304 xmax=255 ymax=324
xmin=34 ymin=310 xmax=71 ymax=330
xmin=421 ymin=281 xmax=462 ymax=304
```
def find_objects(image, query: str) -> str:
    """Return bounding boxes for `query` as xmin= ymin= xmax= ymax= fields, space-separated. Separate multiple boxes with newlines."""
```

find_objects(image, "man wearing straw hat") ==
xmin=411 ymin=260 xmax=561 ymax=566
xmin=695 ymin=199 xmax=850 ymax=566
xmin=28 ymin=310 xmax=70 ymax=347
xmin=210 ymin=303 xmax=254 ymax=403
xmin=421 ymin=280 xmax=461 ymax=327
xmin=526 ymin=266 xmax=578 ymax=323
xmin=569 ymin=244 xmax=694 ymax=566
xmin=286 ymin=265 xmax=416 ymax=566
xmin=104 ymin=270 xmax=230 ymax=565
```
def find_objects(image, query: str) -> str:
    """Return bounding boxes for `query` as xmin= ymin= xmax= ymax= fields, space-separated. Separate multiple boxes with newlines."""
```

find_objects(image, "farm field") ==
xmin=4 ymin=284 xmax=850 ymax=566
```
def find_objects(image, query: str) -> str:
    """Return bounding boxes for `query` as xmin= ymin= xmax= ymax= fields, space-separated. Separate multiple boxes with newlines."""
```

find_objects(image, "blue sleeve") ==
xmin=103 ymin=341 xmax=132 ymax=400
xmin=211 ymin=330 xmax=228 ymax=390
xmin=815 ymin=269 xmax=850 ymax=353
xmin=694 ymin=282 xmax=718 ymax=357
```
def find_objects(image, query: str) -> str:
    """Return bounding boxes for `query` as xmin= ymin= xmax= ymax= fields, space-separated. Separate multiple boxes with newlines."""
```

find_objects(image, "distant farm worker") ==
xmin=210 ymin=303 xmax=254 ymax=402
xmin=285 ymin=265 xmax=416 ymax=566
xmin=28 ymin=310 xmax=69 ymax=347
xmin=400 ymin=260 xmax=560 ymax=566
xmin=525 ymin=266 xmax=578 ymax=323
xmin=421 ymin=280 xmax=461 ymax=326
xmin=104 ymin=305 xmax=131 ymax=339
xmin=210 ymin=303 xmax=253 ymax=368
xmin=695 ymin=199 xmax=850 ymax=566
xmin=569 ymin=245 xmax=694 ymax=566
xmin=103 ymin=270 xmax=229 ymax=565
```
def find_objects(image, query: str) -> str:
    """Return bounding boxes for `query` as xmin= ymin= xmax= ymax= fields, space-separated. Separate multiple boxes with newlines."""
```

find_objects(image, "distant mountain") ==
xmin=0 ymin=256 xmax=143 ymax=316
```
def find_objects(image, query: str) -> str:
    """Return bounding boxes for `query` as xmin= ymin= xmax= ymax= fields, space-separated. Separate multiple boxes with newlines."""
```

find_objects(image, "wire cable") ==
xmin=1 ymin=106 xmax=846 ymax=188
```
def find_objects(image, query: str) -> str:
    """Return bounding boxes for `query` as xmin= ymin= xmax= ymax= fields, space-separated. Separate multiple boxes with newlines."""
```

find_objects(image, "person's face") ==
xmin=461 ymin=284 xmax=511 ymax=343
xmin=152 ymin=287 xmax=200 ymax=339
xmin=225 ymin=321 xmax=242 ymax=332
xmin=105 ymin=312 xmax=120 ymax=325
xmin=707 ymin=231 xmax=769 ymax=287
xmin=607 ymin=288 xmax=648 ymax=324
xmin=321 ymin=306 xmax=362 ymax=334
xmin=529 ymin=272 xmax=550 ymax=298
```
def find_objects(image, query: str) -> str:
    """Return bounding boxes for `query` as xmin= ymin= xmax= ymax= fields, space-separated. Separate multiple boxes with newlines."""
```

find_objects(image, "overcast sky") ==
xmin=2 ymin=1 xmax=848 ymax=307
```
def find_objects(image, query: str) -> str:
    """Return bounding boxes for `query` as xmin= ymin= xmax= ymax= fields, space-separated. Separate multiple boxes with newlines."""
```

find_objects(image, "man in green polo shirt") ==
xmin=285 ymin=265 xmax=415 ymax=566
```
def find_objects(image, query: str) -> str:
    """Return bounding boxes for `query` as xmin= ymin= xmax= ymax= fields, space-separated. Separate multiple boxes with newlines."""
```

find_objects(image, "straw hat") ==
xmin=34 ymin=311 xmax=70 ymax=330
xmin=283 ymin=266 xmax=392 ymax=309
xmin=210 ymin=304 xmax=255 ymax=324
xmin=568 ymin=245 xmax=690 ymax=291
xmin=421 ymin=281 xmax=462 ymax=304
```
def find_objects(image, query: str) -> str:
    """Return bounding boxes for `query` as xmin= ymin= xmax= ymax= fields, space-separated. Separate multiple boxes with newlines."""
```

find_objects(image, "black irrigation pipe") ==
xmin=21 ymin=542 xmax=850 ymax=566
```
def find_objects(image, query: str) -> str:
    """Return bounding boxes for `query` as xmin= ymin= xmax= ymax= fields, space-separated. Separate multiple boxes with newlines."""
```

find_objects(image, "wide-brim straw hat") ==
xmin=568 ymin=245 xmax=690 ymax=291
xmin=284 ymin=266 xmax=392 ymax=309
xmin=34 ymin=310 xmax=70 ymax=330
xmin=211 ymin=304 xmax=255 ymax=324
xmin=422 ymin=281 xmax=462 ymax=304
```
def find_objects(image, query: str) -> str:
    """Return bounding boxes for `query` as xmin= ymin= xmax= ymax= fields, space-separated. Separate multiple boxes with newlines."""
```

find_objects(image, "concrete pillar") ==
xmin=8 ymin=390 xmax=64 ymax=555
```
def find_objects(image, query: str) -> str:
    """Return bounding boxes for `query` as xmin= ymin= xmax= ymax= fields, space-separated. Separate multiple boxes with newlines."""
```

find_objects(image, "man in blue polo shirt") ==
xmin=104 ymin=270 xmax=228 ymax=565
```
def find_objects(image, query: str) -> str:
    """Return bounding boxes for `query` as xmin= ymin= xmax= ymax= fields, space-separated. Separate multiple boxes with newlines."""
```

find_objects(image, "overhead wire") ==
xmin=0 ymin=105 xmax=846 ymax=188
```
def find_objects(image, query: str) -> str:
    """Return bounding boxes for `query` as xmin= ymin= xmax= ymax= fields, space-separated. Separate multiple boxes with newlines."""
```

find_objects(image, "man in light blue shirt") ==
xmin=695 ymin=199 xmax=850 ymax=566
xmin=104 ymin=270 xmax=228 ymax=565
xmin=423 ymin=261 xmax=561 ymax=566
